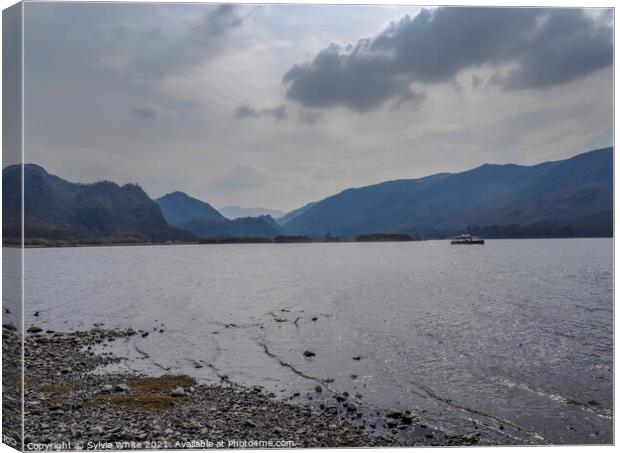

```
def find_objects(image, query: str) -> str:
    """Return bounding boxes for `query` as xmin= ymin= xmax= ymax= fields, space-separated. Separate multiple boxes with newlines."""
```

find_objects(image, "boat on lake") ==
xmin=451 ymin=234 xmax=485 ymax=245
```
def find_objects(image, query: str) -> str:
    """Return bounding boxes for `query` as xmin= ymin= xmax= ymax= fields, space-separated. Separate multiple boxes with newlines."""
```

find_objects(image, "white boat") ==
xmin=450 ymin=234 xmax=485 ymax=245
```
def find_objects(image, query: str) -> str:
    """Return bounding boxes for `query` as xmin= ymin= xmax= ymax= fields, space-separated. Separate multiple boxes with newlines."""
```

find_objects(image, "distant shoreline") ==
xmin=2 ymin=235 xmax=613 ymax=249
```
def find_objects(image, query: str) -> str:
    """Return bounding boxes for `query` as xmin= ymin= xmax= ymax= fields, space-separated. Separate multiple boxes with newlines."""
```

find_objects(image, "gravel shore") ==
xmin=2 ymin=325 xmax=481 ymax=449
xmin=2 ymin=323 xmax=22 ymax=449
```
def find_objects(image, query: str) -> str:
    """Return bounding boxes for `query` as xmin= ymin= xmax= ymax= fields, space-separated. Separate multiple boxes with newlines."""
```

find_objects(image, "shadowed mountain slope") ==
xmin=178 ymin=215 xmax=281 ymax=239
xmin=2 ymin=164 xmax=195 ymax=242
xmin=282 ymin=148 xmax=613 ymax=238
xmin=155 ymin=191 xmax=281 ymax=239
xmin=156 ymin=191 xmax=226 ymax=226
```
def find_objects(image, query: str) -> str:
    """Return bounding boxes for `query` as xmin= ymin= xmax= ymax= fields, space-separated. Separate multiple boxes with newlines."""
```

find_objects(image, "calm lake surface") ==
xmin=22 ymin=239 xmax=613 ymax=444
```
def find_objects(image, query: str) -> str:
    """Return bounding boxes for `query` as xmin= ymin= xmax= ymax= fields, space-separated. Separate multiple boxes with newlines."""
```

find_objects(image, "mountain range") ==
xmin=175 ymin=215 xmax=280 ymax=239
xmin=219 ymin=205 xmax=285 ymax=220
xmin=277 ymin=201 xmax=317 ymax=226
xmin=155 ymin=192 xmax=280 ymax=239
xmin=156 ymin=191 xmax=226 ymax=225
xmin=2 ymin=147 xmax=613 ymax=243
xmin=281 ymin=147 xmax=613 ymax=238
xmin=2 ymin=164 xmax=194 ymax=243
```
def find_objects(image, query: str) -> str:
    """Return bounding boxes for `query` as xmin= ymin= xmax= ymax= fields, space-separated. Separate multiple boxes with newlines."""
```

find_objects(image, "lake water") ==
xmin=20 ymin=239 xmax=613 ymax=444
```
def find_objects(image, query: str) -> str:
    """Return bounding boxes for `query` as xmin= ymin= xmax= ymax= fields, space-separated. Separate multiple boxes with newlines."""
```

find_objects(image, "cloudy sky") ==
xmin=21 ymin=2 xmax=613 ymax=212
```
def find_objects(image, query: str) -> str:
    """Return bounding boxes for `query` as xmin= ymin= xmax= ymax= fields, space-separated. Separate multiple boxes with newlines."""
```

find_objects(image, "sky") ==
xmin=19 ymin=2 xmax=613 ymax=212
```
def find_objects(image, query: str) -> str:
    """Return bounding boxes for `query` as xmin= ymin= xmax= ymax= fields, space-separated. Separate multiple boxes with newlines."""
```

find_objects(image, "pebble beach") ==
xmin=2 ymin=324 xmax=481 ymax=450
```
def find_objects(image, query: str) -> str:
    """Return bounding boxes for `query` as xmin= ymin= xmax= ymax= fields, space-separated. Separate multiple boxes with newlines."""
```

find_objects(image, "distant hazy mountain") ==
xmin=219 ymin=205 xmax=284 ymax=220
xmin=156 ymin=191 xmax=226 ymax=226
xmin=2 ymin=164 xmax=194 ymax=242
xmin=155 ymin=191 xmax=281 ymax=238
xmin=178 ymin=215 xmax=281 ymax=239
xmin=283 ymin=148 xmax=613 ymax=238
xmin=277 ymin=202 xmax=317 ymax=226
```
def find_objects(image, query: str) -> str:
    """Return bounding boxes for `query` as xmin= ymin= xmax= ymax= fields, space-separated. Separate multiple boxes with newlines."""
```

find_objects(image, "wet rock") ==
xmin=27 ymin=326 xmax=43 ymax=334
xmin=314 ymin=386 xmax=322 ymax=393
xmin=385 ymin=420 xmax=398 ymax=428
xmin=352 ymin=356 xmax=362 ymax=361
xmin=114 ymin=383 xmax=130 ymax=392
xmin=303 ymin=350 xmax=316 ymax=358
xmin=141 ymin=332 xmax=149 ymax=337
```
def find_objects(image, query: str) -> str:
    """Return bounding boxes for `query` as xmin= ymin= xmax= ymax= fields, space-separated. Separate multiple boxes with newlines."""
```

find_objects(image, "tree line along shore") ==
xmin=7 ymin=233 xmax=421 ymax=248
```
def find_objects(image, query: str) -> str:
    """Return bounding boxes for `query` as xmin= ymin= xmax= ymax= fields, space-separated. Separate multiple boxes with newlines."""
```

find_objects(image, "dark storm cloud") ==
xmin=25 ymin=3 xmax=247 ymax=82
xmin=283 ymin=42 xmax=423 ymax=112
xmin=283 ymin=8 xmax=612 ymax=112
xmin=199 ymin=4 xmax=244 ymax=34
xmin=127 ymin=4 xmax=246 ymax=78
xmin=233 ymin=104 xmax=288 ymax=121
